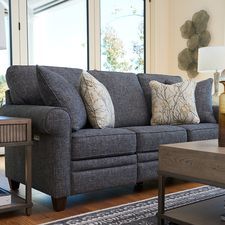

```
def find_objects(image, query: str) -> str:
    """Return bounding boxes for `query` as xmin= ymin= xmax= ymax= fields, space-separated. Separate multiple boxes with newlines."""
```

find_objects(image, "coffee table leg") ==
xmin=158 ymin=175 xmax=165 ymax=225
xmin=25 ymin=145 xmax=32 ymax=216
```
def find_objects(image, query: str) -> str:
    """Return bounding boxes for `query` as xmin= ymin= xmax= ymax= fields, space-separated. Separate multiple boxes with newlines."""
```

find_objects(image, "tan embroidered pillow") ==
xmin=150 ymin=80 xmax=200 ymax=125
xmin=80 ymin=71 xmax=115 ymax=128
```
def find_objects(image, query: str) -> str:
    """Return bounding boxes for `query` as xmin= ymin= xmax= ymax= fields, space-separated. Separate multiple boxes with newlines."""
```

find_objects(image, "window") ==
xmin=0 ymin=0 xmax=10 ymax=155
xmin=27 ymin=0 xmax=88 ymax=68
xmin=0 ymin=0 xmax=10 ymax=106
xmin=100 ymin=0 xmax=145 ymax=73
xmin=13 ymin=0 xmax=150 ymax=73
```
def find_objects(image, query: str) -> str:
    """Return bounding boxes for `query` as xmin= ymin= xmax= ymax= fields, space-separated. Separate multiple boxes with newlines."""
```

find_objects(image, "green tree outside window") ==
xmin=0 ymin=75 xmax=7 ymax=106
xmin=101 ymin=0 xmax=144 ymax=73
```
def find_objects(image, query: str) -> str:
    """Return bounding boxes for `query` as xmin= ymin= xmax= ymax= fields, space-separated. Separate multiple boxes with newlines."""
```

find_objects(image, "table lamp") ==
xmin=198 ymin=46 xmax=225 ymax=97
xmin=0 ymin=2 xmax=6 ymax=50
xmin=198 ymin=46 xmax=225 ymax=147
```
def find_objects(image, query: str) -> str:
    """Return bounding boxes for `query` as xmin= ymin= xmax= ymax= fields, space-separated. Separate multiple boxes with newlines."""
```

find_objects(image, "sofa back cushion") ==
xmin=137 ymin=73 xmax=182 ymax=118
xmin=37 ymin=66 xmax=87 ymax=130
xmin=6 ymin=65 xmax=83 ymax=105
xmin=195 ymin=78 xmax=216 ymax=123
xmin=6 ymin=66 xmax=44 ymax=105
xmin=88 ymin=70 xmax=149 ymax=127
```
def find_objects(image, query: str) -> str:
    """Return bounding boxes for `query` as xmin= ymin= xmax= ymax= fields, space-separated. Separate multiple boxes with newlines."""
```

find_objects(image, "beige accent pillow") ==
xmin=150 ymin=80 xmax=200 ymax=125
xmin=80 ymin=71 xmax=115 ymax=128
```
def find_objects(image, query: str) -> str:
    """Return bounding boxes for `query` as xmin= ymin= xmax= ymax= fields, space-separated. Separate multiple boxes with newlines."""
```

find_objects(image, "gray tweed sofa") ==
xmin=0 ymin=66 xmax=218 ymax=211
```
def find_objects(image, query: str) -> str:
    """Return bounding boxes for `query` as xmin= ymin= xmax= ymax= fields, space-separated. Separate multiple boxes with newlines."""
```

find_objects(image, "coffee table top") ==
xmin=160 ymin=139 xmax=225 ymax=154
xmin=159 ymin=139 xmax=225 ymax=188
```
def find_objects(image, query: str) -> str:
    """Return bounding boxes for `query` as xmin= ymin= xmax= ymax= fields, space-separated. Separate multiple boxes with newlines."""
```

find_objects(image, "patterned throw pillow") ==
xmin=150 ymin=80 xmax=200 ymax=125
xmin=80 ymin=71 xmax=115 ymax=128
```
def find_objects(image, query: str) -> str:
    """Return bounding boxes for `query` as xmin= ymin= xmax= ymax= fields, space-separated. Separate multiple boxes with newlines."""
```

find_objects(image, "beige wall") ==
xmin=150 ymin=0 xmax=170 ymax=74
xmin=151 ymin=0 xmax=225 ymax=81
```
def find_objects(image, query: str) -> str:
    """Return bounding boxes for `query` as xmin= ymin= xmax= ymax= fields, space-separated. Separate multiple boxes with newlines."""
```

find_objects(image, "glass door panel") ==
xmin=0 ymin=0 xmax=10 ymax=106
xmin=100 ymin=0 xmax=144 ymax=73
xmin=27 ymin=0 xmax=88 ymax=69
xmin=0 ymin=0 xmax=10 ymax=155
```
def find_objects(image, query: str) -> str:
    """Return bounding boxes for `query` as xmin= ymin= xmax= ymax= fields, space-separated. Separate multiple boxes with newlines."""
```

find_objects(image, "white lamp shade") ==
xmin=198 ymin=46 xmax=225 ymax=72
xmin=0 ymin=2 xmax=6 ymax=50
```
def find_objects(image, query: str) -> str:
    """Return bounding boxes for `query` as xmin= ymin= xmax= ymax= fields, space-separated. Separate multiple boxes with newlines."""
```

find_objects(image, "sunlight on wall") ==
xmin=152 ymin=0 xmax=225 ymax=82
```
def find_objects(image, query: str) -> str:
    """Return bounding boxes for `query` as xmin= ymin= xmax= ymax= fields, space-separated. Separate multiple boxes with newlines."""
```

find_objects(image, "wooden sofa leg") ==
xmin=51 ymin=196 xmax=67 ymax=212
xmin=8 ymin=178 xmax=20 ymax=191
xmin=134 ymin=182 xmax=144 ymax=191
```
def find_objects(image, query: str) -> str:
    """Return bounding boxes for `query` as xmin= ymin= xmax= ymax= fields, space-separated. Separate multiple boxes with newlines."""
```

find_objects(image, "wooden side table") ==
xmin=0 ymin=116 xmax=32 ymax=215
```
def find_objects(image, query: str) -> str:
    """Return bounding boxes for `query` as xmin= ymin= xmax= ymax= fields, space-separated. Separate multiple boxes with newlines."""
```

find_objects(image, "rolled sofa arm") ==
xmin=0 ymin=105 xmax=71 ymax=136
xmin=213 ymin=105 xmax=219 ymax=123
xmin=0 ymin=105 xmax=72 ymax=198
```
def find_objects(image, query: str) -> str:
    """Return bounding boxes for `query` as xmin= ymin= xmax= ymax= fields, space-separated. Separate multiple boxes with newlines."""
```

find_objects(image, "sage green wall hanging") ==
xmin=178 ymin=10 xmax=211 ymax=78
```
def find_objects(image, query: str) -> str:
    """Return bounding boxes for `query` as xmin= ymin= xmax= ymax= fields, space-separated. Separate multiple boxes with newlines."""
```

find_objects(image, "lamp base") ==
xmin=214 ymin=71 xmax=220 ymax=94
xmin=212 ymin=71 xmax=220 ymax=106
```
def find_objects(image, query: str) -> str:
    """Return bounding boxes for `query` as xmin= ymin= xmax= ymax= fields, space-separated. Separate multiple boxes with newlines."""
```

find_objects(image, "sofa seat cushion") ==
xmin=71 ymin=128 xmax=136 ymax=160
xmin=125 ymin=126 xmax=187 ymax=152
xmin=178 ymin=123 xmax=218 ymax=141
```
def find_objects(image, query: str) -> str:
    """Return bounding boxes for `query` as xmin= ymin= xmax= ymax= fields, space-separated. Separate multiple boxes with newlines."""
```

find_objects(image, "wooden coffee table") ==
xmin=158 ymin=139 xmax=225 ymax=225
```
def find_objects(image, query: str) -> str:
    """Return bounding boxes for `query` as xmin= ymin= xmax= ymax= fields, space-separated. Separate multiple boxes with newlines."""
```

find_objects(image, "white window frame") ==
xmin=10 ymin=0 xmax=28 ymax=65
xmin=89 ymin=0 xmax=151 ymax=72
xmin=145 ymin=0 xmax=151 ymax=73
xmin=11 ymin=0 xmax=151 ymax=73
xmin=88 ymin=0 xmax=100 ymax=70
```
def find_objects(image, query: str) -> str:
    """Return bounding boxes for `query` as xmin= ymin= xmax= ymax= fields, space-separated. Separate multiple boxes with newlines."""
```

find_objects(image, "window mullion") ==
xmin=10 ymin=0 xmax=28 ymax=65
xmin=145 ymin=0 xmax=151 ymax=73
xmin=88 ymin=0 xmax=100 ymax=70
xmin=19 ymin=0 xmax=28 ymax=65
xmin=10 ymin=0 xmax=20 ymax=64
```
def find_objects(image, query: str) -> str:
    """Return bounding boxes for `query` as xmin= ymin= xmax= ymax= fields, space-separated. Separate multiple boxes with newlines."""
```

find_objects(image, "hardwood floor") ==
xmin=0 ymin=156 xmax=201 ymax=225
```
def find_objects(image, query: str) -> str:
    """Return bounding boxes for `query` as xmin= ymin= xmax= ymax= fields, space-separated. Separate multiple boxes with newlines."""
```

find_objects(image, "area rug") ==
xmin=42 ymin=186 xmax=225 ymax=225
